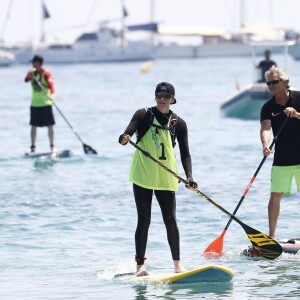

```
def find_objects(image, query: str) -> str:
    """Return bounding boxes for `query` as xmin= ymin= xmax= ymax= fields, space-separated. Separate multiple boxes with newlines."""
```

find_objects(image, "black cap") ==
xmin=30 ymin=55 xmax=44 ymax=64
xmin=155 ymin=82 xmax=176 ymax=104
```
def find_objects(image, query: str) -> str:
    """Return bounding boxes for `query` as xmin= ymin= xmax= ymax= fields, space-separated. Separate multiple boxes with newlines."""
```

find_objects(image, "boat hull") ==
xmin=289 ymin=43 xmax=300 ymax=60
xmin=156 ymin=43 xmax=285 ymax=59
xmin=14 ymin=42 xmax=154 ymax=64
xmin=221 ymin=83 xmax=272 ymax=120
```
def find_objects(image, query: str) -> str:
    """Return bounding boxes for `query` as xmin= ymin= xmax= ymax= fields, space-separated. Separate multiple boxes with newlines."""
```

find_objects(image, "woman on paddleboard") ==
xmin=119 ymin=82 xmax=198 ymax=276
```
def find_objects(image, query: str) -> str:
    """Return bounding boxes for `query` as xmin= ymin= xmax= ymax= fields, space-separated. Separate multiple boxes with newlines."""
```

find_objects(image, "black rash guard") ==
xmin=260 ymin=90 xmax=300 ymax=166
xmin=124 ymin=106 xmax=193 ymax=179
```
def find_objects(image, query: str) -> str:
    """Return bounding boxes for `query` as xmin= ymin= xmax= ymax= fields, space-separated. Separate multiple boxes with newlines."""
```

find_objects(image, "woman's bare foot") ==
xmin=174 ymin=260 xmax=186 ymax=273
xmin=136 ymin=264 xmax=149 ymax=277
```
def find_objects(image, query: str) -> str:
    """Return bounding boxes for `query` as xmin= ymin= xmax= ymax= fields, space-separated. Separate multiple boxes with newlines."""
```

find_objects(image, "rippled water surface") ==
xmin=0 ymin=54 xmax=299 ymax=299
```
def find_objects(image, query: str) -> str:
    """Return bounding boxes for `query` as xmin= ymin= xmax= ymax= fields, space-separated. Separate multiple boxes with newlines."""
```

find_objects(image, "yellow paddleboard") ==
xmin=131 ymin=265 xmax=234 ymax=284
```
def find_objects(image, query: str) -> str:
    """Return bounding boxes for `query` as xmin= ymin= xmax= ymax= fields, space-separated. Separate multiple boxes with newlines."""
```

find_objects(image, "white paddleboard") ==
xmin=242 ymin=238 xmax=300 ymax=257
xmin=24 ymin=149 xmax=72 ymax=159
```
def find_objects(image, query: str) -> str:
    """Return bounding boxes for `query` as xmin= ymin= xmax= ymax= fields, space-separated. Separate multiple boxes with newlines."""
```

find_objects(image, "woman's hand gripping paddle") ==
xmin=204 ymin=117 xmax=289 ymax=255
xmin=128 ymin=139 xmax=283 ymax=260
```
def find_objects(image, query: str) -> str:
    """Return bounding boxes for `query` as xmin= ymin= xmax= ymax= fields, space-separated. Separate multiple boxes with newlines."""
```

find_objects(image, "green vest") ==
xmin=31 ymin=70 xmax=52 ymax=107
xmin=129 ymin=115 xmax=179 ymax=191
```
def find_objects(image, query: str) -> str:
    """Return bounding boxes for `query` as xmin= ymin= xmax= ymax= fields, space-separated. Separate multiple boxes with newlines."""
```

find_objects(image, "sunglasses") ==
xmin=266 ymin=79 xmax=280 ymax=86
xmin=156 ymin=93 xmax=172 ymax=100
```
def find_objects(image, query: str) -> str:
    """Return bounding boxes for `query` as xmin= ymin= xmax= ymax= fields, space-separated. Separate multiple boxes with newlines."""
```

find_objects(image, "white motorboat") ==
xmin=220 ymin=41 xmax=293 ymax=120
xmin=220 ymin=83 xmax=271 ymax=120
xmin=288 ymin=42 xmax=300 ymax=60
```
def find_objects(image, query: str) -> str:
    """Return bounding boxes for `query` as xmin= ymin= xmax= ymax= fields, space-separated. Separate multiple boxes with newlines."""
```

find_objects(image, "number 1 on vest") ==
xmin=159 ymin=143 xmax=166 ymax=160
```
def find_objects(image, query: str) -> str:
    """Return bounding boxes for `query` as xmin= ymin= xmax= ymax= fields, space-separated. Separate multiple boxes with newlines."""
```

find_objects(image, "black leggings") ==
xmin=133 ymin=183 xmax=180 ymax=265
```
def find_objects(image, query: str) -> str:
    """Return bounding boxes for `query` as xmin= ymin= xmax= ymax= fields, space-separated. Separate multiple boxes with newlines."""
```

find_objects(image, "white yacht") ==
xmin=155 ymin=24 xmax=292 ymax=59
xmin=5 ymin=0 xmax=154 ymax=64
xmin=13 ymin=26 xmax=154 ymax=64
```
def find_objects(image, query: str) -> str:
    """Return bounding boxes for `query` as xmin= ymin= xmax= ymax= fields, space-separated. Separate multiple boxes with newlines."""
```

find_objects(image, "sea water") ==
xmin=0 ymin=54 xmax=299 ymax=299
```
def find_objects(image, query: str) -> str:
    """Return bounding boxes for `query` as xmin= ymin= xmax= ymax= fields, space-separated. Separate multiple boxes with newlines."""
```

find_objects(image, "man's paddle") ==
xmin=128 ymin=139 xmax=282 ymax=260
xmin=32 ymin=76 xmax=97 ymax=154
xmin=204 ymin=117 xmax=289 ymax=255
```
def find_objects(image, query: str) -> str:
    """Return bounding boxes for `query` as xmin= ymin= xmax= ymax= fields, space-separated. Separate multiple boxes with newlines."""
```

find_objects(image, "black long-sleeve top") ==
xmin=124 ymin=107 xmax=194 ymax=179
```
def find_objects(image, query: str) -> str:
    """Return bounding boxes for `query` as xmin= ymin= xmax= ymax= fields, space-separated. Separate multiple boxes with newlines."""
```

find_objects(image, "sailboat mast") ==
xmin=150 ymin=0 xmax=155 ymax=45
xmin=41 ymin=0 xmax=45 ymax=43
xmin=41 ymin=0 xmax=50 ymax=43
xmin=1 ymin=0 xmax=14 ymax=45
xmin=268 ymin=0 xmax=273 ymax=25
xmin=240 ymin=0 xmax=245 ymax=28
xmin=120 ymin=0 xmax=127 ymax=49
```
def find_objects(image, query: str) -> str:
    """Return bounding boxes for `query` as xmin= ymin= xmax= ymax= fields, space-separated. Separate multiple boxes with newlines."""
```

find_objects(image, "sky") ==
xmin=1 ymin=0 xmax=300 ymax=45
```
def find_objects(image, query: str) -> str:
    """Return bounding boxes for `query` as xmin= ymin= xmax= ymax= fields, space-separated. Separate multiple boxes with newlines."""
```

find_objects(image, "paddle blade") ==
xmin=83 ymin=143 xmax=97 ymax=155
xmin=242 ymin=223 xmax=282 ymax=260
xmin=203 ymin=230 xmax=226 ymax=255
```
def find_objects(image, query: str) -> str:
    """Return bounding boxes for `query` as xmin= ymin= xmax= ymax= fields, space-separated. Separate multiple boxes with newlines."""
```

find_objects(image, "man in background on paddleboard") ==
xmin=119 ymin=82 xmax=198 ymax=276
xmin=256 ymin=49 xmax=277 ymax=83
xmin=24 ymin=55 xmax=56 ymax=153
xmin=260 ymin=65 xmax=300 ymax=239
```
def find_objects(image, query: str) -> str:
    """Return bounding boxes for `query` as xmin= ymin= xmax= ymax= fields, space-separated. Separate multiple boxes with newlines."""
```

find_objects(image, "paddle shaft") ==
xmin=129 ymin=140 xmax=282 ymax=259
xmin=32 ymin=76 xmax=84 ymax=144
xmin=52 ymin=102 xmax=85 ymax=144
xmin=130 ymin=140 xmax=252 ymax=227
xmin=32 ymin=75 xmax=97 ymax=154
xmin=223 ymin=116 xmax=289 ymax=231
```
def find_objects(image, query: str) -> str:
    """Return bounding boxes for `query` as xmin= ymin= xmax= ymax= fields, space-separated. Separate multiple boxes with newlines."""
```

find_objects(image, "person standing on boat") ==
xmin=257 ymin=49 xmax=277 ymax=83
xmin=24 ymin=55 xmax=56 ymax=153
xmin=260 ymin=65 xmax=300 ymax=239
xmin=118 ymin=82 xmax=198 ymax=276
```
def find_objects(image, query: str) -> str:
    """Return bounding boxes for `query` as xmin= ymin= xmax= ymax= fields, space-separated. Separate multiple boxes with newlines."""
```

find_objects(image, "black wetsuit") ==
xmin=124 ymin=107 xmax=194 ymax=264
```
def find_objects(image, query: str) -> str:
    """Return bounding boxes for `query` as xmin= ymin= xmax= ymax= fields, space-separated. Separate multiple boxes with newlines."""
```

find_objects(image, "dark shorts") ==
xmin=30 ymin=106 xmax=55 ymax=127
